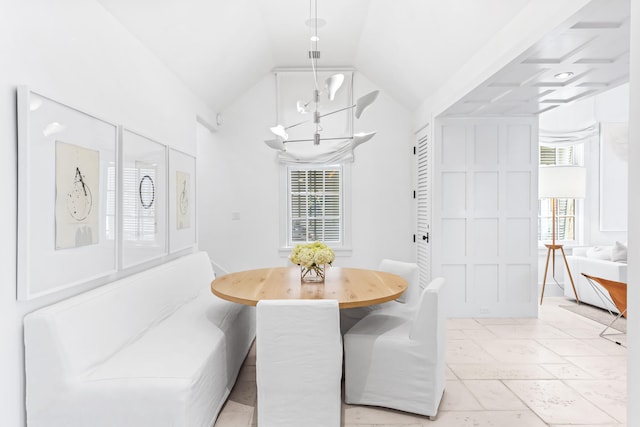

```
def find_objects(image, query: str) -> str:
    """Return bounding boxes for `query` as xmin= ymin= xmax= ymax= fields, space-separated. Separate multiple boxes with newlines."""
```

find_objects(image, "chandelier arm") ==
xmin=318 ymin=104 xmax=356 ymax=119
xmin=284 ymin=118 xmax=312 ymax=131
xmin=286 ymin=136 xmax=352 ymax=143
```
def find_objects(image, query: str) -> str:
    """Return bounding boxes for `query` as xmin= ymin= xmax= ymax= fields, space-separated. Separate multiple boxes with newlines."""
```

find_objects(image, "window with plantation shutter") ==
xmin=122 ymin=163 xmax=158 ymax=243
xmin=288 ymin=165 xmax=342 ymax=245
xmin=540 ymin=145 xmax=574 ymax=166
xmin=538 ymin=145 xmax=581 ymax=242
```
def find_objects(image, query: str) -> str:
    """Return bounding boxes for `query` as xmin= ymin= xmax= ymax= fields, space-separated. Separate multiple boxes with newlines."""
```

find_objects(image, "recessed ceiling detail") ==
xmin=440 ymin=0 xmax=630 ymax=117
xmin=571 ymin=21 xmax=623 ymax=29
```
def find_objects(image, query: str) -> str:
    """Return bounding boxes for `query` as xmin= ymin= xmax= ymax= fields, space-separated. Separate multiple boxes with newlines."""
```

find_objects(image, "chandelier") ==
xmin=264 ymin=0 xmax=379 ymax=155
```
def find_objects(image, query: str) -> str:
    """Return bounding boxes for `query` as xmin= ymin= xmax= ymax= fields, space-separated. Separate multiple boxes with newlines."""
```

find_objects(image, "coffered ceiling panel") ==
xmin=440 ymin=0 xmax=630 ymax=117
xmin=489 ymin=66 xmax=549 ymax=87
xmin=497 ymin=87 xmax=555 ymax=103
xmin=524 ymin=34 xmax=595 ymax=63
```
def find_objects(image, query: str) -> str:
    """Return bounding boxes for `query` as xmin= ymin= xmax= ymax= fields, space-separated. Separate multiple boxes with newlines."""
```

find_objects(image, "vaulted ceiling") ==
xmin=96 ymin=0 xmax=629 ymax=116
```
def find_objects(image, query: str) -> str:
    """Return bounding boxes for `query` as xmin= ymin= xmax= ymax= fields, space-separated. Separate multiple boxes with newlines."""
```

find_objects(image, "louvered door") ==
xmin=416 ymin=126 xmax=431 ymax=289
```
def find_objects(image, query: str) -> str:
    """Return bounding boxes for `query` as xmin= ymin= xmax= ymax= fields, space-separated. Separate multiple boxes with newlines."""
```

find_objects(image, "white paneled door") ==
xmin=432 ymin=118 xmax=538 ymax=317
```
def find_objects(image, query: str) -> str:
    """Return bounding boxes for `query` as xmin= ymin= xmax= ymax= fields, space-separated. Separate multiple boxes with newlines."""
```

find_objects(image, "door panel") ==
xmin=433 ymin=118 xmax=538 ymax=317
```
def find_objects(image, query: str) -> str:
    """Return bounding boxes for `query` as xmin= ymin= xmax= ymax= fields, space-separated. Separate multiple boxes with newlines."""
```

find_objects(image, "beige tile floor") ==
xmin=214 ymin=297 xmax=627 ymax=427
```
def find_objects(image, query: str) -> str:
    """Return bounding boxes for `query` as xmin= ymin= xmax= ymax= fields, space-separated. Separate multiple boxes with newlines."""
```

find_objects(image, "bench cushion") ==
xmin=79 ymin=292 xmax=240 ymax=426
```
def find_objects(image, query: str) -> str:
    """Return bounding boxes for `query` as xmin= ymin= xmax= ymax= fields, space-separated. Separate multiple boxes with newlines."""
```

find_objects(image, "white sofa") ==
xmin=23 ymin=251 xmax=255 ymax=427
xmin=565 ymin=245 xmax=627 ymax=313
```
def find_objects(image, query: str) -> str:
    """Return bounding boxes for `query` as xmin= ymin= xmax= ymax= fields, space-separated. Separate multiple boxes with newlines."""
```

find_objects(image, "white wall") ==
xmin=197 ymin=72 xmax=415 ymax=273
xmin=197 ymin=74 xmax=281 ymax=272
xmin=0 ymin=1 xmax=213 ymax=425
xmin=539 ymin=84 xmax=629 ymax=246
xmin=627 ymin=2 xmax=640 ymax=424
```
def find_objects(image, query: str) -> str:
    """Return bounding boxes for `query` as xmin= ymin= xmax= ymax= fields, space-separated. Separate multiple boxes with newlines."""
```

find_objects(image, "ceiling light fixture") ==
xmin=265 ymin=0 xmax=379 ymax=155
xmin=554 ymin=71 xmax=574 ymax=79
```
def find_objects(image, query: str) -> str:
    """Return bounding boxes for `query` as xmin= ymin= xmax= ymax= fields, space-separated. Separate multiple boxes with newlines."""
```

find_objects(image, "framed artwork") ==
xmin=120 ymin=128 xmax=168 ymax=269
xmin=17 ymin=87 xmax=117 ymax=300
xmin=599 ymin=122 xmax=628 ymax=231
xmin=168 ymin=148 xmax=196 ymax=253
xmin=55 ymin=141 xmax=100 ymax=249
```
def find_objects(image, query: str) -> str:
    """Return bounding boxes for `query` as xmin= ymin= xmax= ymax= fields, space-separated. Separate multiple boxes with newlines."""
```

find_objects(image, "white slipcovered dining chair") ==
xmin=256 ymin=299 xmax=342 ymax=427
xmin=340 ymin=259 xmax=419 ymax=334
xmin=344 ymin=277 xmax=447 ymax=418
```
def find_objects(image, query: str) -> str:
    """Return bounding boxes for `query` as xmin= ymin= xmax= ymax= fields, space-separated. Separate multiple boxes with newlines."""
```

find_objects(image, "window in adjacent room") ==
xmin=122 ymin=163 xmax=158 ymax=243
xmin=286 ymin=165 xmax=344 ymax=246
xmin=538 ymin=144 xmax=583 ymax=242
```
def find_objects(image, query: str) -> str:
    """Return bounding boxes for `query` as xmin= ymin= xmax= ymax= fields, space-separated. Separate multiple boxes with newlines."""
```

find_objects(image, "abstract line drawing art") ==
xmin=168 ymin=148 xmax=195 ymax=253
xmin=55 ymin=141 xmax=100 ymax=249
xmin=176 ymin=170 xmax=190 ymax=229
xmin=139 ymin=174 xmax=155 ymax=209
xmin=67 ymin=166 xmax=93 ymax=220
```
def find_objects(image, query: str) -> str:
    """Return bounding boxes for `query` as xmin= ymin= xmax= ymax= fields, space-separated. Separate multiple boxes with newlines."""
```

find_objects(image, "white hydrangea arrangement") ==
xmin=290 ymin=241 xmax=335 ymax=281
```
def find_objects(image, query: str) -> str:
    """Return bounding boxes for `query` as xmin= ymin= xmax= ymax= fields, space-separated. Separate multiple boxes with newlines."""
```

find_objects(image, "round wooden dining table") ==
xmin=210 ymin=266 xmax=408 ymax=309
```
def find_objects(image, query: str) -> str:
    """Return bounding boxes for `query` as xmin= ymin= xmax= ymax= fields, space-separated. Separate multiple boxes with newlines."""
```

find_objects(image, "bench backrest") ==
xmin=24 ymin=252 xmax=213 ymax=380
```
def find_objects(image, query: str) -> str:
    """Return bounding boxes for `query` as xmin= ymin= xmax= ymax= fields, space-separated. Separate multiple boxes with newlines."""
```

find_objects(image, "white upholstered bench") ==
xmin=24 ymin=251 xmax=255 ymax=427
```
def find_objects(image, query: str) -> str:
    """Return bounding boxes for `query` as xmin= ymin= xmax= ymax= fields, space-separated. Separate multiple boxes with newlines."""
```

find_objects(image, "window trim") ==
xmin=279 ymin=162 xmax=352 ymax=257
xmin=537 ymin=144 xmax=584 ymax=246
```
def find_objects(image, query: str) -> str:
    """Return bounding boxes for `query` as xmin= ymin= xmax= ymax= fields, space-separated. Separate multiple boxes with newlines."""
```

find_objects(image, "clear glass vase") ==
xmin=301 ymin=264 xmax=325 ymax=283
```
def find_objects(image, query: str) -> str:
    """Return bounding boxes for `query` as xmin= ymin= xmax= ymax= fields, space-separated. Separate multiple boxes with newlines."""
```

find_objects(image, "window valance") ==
xmin=539 ymin=123 xmax=599 ymax=147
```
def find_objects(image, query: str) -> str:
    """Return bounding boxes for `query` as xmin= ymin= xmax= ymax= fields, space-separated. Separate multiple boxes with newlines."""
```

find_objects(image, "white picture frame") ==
xmin=168 ymin=148 xmax=196 ymax=253
xmin=120 ymin=128 xmax=168 ymax=269
xmin=17 ymin=87 xmax=117 ymax=300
